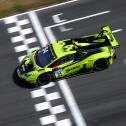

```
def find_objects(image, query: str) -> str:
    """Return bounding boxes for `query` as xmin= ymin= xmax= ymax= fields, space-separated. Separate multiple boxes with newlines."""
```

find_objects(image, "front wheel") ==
xmin=94 ymin=59 xmax=109 ymax=71
xmin=37 ymin=73 xmax=51 ymax=85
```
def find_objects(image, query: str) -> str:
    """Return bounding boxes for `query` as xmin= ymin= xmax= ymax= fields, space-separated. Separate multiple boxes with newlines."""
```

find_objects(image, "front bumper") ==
xmin=17 ymin=68 xmax=37 ymax=84
xmin=17 ymin=59 xmax=36 ymax=84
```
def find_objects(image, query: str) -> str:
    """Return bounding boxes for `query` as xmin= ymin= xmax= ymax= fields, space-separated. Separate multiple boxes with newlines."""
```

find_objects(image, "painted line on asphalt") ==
xmin=112 ymin=29 xmax=123 ymax=33
xmin=40 ymin=115 xmax=57 ymax=125
xmin=14 ymin=45 xmax=28 ymax=52
xmin=21 ymin=28 xmax=33 ymax=35
xmin=8 ymin=26 xmax=19 ymax=33
xmin=58 ymin=80 xmax=87 ymax=126
xmin=44 ymin=27 xmax=57 ymax=43
xmin=35 ymin=102 xmax=51 ymax=111
xmin=31 ymin=82 xmax=56 ymax=98
xmin=1 ymin=0 xmax=78 ymax=21
xmin=45 ymin=10 xmax=111 ymax=29
xmin=31 ymin=89 xmax=45 ymax=98
xmin=34 ymin=0 xmax=78 ymax=12
xmin=55 ymin=119 xmax=71 ymax=126
xmin=46 ymin=92 xmax=61 ymax=101
xmin=50 ymin=104 xmax=66 ymax=114
xmin=42 ymin=82 xmax=56 ymax=88
xmin=39 ymin=86 xmax=71 ymax=126
xmin=52 ymin=13 xmax=73 ymax=32
xmin=25 ymin=37 xmax=37 ymax=44
xmin=29 ymin=12 xmax=48 ymax=47
xmin=4 ymin=16 xmax=40 ymax=62
xmin=18 ymin=19 xmax=30 ymax=25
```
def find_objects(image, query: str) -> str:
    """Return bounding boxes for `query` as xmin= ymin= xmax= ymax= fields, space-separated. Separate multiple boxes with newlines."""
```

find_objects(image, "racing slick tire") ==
xmin=37 ymin=73 xmax=51 ymax=85
xmin=94 ymin=58 xmax=109 ymax=71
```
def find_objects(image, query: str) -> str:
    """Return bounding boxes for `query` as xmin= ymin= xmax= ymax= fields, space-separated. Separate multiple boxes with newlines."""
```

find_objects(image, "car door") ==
xmin=63 ymin=53 xmax=84 ymax=76
xmin=48 ymin=55 xmax=74 ymax=78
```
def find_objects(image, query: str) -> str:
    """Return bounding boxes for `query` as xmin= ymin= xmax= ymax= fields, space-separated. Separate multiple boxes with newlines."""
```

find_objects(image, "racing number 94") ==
xmin=54 ymin=68 xmax=64 ymax=78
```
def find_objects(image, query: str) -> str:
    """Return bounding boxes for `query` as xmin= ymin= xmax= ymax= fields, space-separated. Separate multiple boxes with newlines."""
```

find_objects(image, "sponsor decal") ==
xmin=66 ymin=65 xmax=80 ymax=73
xmin=54 ymin=68 xmax=64 ymax=78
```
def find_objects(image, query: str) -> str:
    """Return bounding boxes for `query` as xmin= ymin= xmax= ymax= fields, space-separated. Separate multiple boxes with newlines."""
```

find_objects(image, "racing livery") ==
xmin=17 ymin=26 xmax=120 ymax=86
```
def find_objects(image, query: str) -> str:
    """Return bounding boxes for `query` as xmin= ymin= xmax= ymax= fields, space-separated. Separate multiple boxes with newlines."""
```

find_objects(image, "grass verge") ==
xmin=0 ymin=0 xmax=66 ymax=18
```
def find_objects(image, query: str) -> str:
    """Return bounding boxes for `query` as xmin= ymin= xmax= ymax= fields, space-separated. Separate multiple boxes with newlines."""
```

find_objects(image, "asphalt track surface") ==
xmin=0 ymin=0 xmax=126 ymax=126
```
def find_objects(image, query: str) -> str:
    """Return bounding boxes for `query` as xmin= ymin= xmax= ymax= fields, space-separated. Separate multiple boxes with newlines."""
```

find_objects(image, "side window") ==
xmin=74 ymin=52 xmax=87 ymax=60
xmin=60 ymin=55 xmax=74 ymax=65
xmin=49 ymin=60 xmax=59 ymax=67
xmin=61 ymin=57 xmax=66 ymax=64
xmin=49 ymin=54 xmax=74 ymax=67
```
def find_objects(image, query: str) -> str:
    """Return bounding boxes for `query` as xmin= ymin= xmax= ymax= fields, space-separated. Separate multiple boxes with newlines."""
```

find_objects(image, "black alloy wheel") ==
xmin=94 ymin=58 xmax=109 ymax=71
xmin=37 ymin=73 xmax=51 ymax=85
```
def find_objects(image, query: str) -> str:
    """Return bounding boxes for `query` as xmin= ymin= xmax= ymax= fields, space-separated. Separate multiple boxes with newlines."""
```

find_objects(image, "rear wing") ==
xmin=102 ymin=26 xmax=120 ymax=48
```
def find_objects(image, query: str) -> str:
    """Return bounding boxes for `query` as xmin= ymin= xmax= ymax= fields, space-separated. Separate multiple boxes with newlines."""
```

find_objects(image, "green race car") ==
xmin=17 ymin=26 xmax=119 ymax=86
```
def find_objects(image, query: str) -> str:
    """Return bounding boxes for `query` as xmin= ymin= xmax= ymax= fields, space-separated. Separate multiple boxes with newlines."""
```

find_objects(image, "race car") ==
xmin=17 ymin=26 xmax=120 ymax=86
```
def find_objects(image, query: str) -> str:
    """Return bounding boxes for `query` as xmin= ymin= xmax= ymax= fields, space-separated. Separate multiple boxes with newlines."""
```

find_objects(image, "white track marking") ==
xmin=52 ymin=13 xmax=67 ymax=23
xmin=58 ymin=80 xmax=87 ymax=126
xmin=11 ymin=36 xmax=24 ymax=43
xmin=39 ymin=86 xmax=71 ymax=125
xmin=34 ymin=0 xmax=78 ymax=12
xmin=44 ymin=27 xmax=57 ymax=42
xmin=58 ymin=26 xmax=73 ymax=32
xmin=18 ymin=19 xmax=30 ymax=25
xmin=35 ymin=102 xmax=51 ymax=111
xmin=39 ymin=86 xmax=59 ymax=125
xmin=18 ymin=55 xmax=25 ymax=62
xmin=13 ymin=17 xmax=30 ymax=52
xmin=4 ymin=16 xmax=16 ymax=24
xmin=21 ymin=28 xmax=33 ymax=35
xmin=10 ymin=17 xmax=39 ymax=54
xmin=14 ymin=45 xmax=28 ymax=52
xmin=29 ymin=12 xmax=48 ymax=47
xmin=46 ymin=92 xmax=61 ymax=101
xmin=55 ymin=119 xmax=72 ymax=126
xmin=5 ymin=17 xmax=40 ymax=63
xmin=42 ymin=82 xmax=56 ymax=88
xmin=8 ymin=26 xmax=19 ymax=33
xmin=31 ymin=89 xmax=45 ymax=98
xmin=28 ymin=47 xmax=40 ymax=52
xmin=52 ymin=13 xmax=72 ymax=32
xmin=40 ymin=115 xmax=57 ymax=125
xmin=112 ymin=29 xmax=123 ymax=33
xmin=25 ymin=37 xmax=37 ymax=44
xmin=50 ymin=105 xmax=66 ymax=114
xmin=46 ymin=11 xmax=111 ymax=28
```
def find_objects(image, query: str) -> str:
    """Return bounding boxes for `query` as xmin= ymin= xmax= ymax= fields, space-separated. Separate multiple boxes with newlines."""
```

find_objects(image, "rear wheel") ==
xmin=94 ymin=59 xmax=109 ymax=71
xmin=37 ymin=73 xmax=51 ymax=85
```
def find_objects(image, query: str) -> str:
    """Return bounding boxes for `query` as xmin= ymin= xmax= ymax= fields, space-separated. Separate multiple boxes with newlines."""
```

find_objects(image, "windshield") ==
xmin=36 ymin=46 xmax=54 ymax=67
